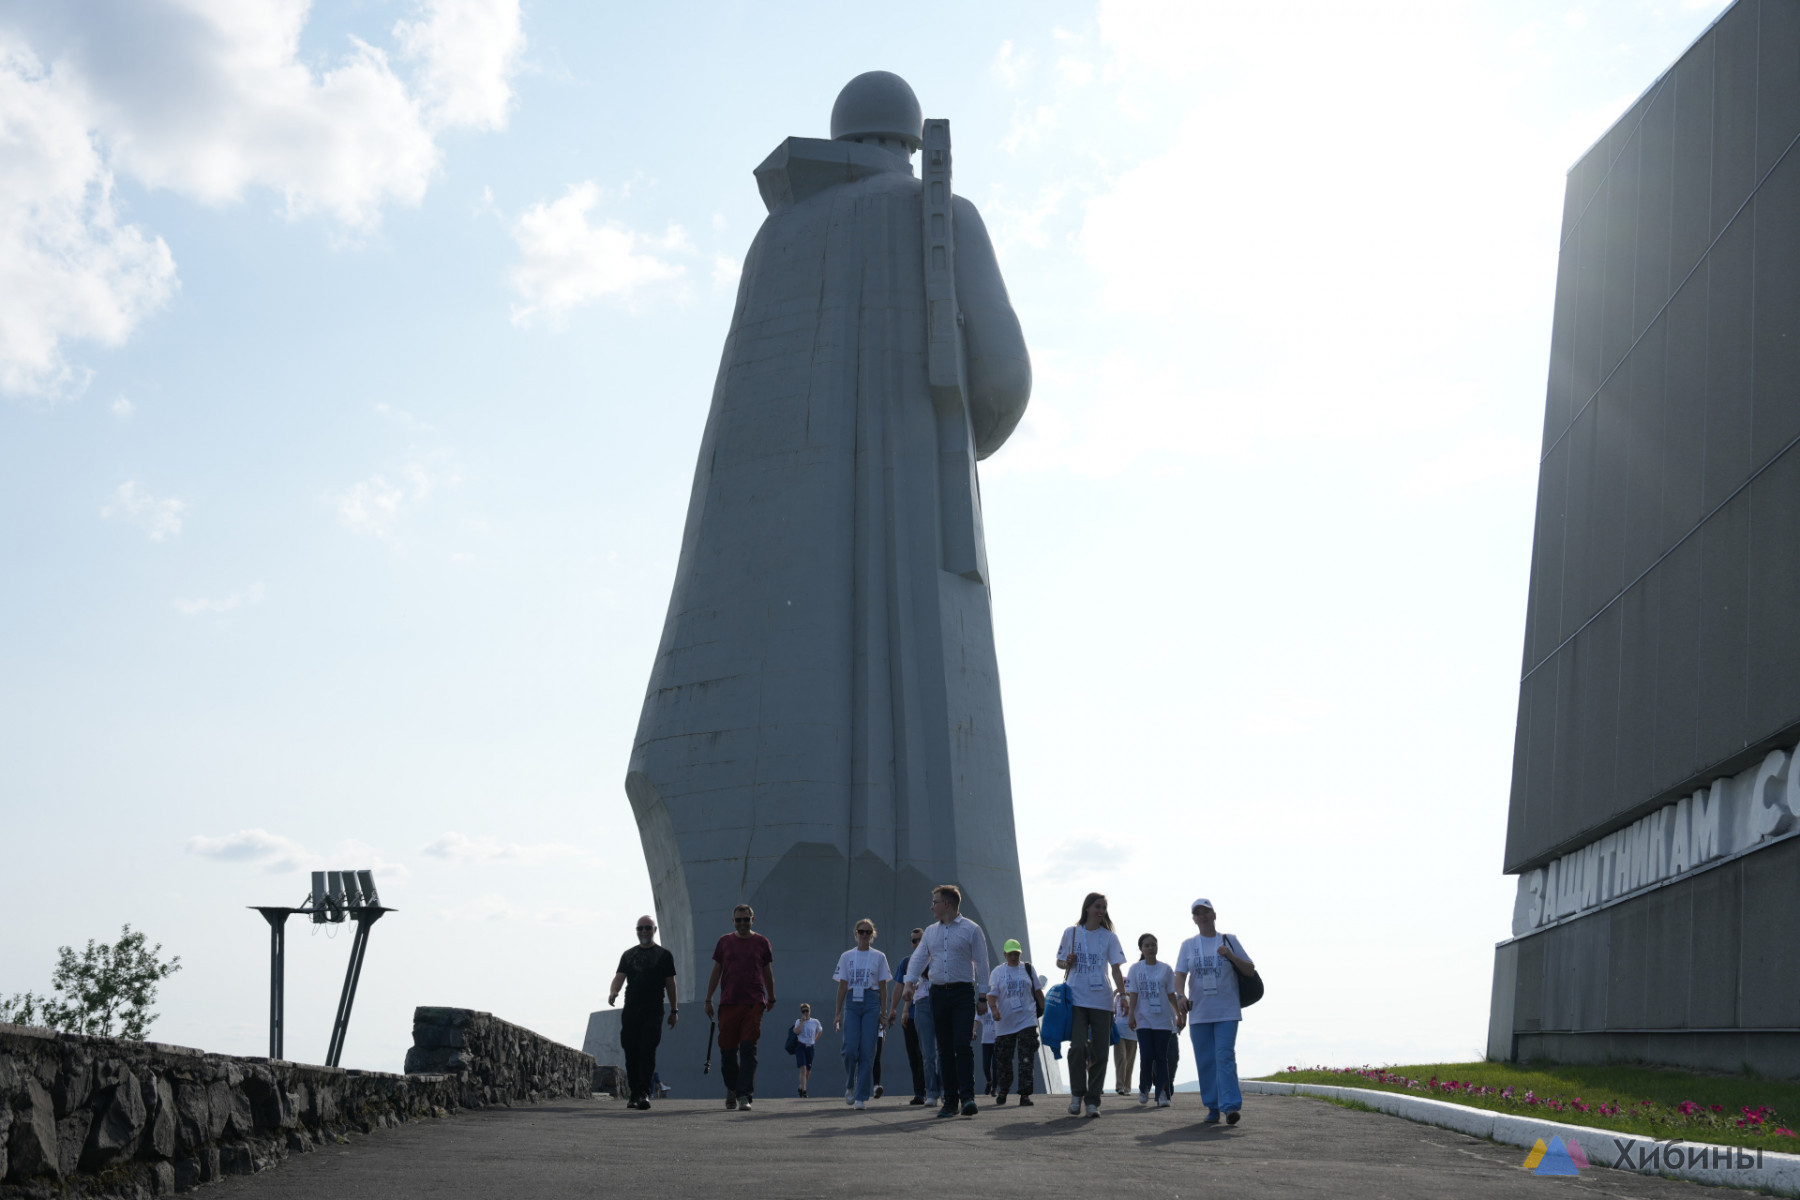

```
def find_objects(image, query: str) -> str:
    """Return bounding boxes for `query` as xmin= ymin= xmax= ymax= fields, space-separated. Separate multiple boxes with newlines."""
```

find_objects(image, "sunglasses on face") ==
xmin=637 ymin=925 xmax=655 ymax=931
xmin=734 ymin=917 xmax=752 ymax=923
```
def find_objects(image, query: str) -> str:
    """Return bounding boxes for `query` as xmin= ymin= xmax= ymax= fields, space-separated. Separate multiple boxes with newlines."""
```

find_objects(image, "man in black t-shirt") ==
xmin=608 ymin=914 xmax=678 ymax=1110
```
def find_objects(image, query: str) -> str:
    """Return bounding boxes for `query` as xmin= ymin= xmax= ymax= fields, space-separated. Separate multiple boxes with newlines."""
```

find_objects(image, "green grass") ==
xmin=1256 ymin=1061 xmax=1800 ymax=1151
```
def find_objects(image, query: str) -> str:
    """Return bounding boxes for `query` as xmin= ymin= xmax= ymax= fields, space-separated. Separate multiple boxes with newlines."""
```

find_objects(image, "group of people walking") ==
xmin=608 ymin=887 xmax=1255 ymax=1124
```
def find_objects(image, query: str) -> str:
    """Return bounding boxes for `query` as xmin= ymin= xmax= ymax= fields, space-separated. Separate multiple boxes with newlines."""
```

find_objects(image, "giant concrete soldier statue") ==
xmin=623 ymin=71 xmax=1033 ymax=1049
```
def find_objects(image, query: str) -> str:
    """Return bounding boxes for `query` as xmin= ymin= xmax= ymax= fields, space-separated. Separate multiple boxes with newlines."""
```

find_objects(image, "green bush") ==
xmin=1 ymin=924 xmax=181 ymax=1041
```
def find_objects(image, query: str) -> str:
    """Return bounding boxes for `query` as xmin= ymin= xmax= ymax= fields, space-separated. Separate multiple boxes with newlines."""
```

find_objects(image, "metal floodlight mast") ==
xmin=251 ymin=869 xmax=394 ymax=1067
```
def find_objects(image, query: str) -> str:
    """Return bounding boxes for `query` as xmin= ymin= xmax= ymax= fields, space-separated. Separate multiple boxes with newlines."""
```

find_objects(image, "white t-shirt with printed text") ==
xmin=986 ymin=962 xmax=1039 ymax=1037
xmin=832 ymin=948 xmax=893 ymax=1001
xmin=1057 ymin=925 xmax=1126 ymax=1012
xmin=1175 ymin=933 xmax=1253 ymax=1024
xmin=1126 ymin=959 xmax=1178 ymax=1031
xmin=793 ymin=1016 xmax=823 ymax=1046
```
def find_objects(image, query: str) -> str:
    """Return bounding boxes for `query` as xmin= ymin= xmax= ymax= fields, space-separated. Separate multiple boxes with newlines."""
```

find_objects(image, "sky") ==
xmin=0 ymin=0 xmax=1736 ymax=1083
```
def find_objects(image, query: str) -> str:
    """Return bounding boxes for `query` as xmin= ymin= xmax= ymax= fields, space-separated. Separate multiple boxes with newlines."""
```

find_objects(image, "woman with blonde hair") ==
xmin=832 ymin=918 xmax=891 ymax=1110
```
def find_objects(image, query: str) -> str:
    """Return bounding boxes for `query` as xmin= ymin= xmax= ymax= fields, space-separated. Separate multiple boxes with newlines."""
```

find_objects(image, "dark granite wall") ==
xmin=1508 ymin=0 xmax=1800 ymax=873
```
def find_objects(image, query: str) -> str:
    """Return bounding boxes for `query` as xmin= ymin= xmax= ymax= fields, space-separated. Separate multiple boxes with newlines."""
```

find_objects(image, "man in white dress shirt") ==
xmin=902 ymin=885 xmax=991 ymax=1118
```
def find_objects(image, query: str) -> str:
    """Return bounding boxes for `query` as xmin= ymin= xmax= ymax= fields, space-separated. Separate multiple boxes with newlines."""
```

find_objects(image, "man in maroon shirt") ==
xmin=702 ymin=903 xmax=776 ymax=1110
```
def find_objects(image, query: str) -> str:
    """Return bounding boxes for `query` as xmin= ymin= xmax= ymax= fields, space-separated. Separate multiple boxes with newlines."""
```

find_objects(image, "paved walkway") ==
xmin=210 ymin=1093 xmax=1720 ymax=1199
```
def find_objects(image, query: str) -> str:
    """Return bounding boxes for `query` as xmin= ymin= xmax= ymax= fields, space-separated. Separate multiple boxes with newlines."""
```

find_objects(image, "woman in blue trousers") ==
xmin=1172 ymin=898 xmax=1255 ymax=1124
xmin=832 ymin=919 xmax=892 ymax=1110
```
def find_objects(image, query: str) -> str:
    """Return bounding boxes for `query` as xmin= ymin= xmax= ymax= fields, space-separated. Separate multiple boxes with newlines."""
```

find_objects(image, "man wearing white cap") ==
xmin=1171 ymin=898 xmax=1254 ymax=1125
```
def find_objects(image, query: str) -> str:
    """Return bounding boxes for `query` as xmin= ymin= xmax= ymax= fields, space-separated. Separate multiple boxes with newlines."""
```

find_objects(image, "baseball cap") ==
xmin=1002 ymin=939 xmax=1022 ymax=954
xmin=1191 ymin=897 xmax=1215 ymax=910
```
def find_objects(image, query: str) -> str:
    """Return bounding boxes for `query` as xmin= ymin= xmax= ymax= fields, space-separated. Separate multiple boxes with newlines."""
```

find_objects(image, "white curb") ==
xmin=1243 ymin=1079 xmax=1800 ymax=1195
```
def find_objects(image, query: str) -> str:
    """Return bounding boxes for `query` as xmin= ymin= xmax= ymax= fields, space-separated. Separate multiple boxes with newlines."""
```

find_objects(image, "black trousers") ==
xmin=619 ymin=1007 xmax=663 ymax=1100
xmin=902 ymin=1014 xmax=926 ymax=1098
xmin=929 ymin=982 xmax=977 ymax=1107
xmin=873 ymin=1030 xmax=884 ymax=1086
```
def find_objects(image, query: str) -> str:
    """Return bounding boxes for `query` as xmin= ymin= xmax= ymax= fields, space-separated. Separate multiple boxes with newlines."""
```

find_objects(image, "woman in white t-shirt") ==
xmin=831 ymin=919 xmax=892 ymax=1109
xmin=792 ymin=1003 xmax=824 ymax=1097
xmin=1172 ymin=898 xmax=1256 ymax=1125
xmin=1126 ymin=932 xmax=1179 ymax=1107
xmin=1055 ymin=892 xmax=1128 ymax=1117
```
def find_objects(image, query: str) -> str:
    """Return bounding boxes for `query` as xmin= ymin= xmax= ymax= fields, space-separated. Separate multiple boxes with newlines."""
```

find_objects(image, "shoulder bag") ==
xmin=1225 ymin=934 xmax=1264 ymax=1007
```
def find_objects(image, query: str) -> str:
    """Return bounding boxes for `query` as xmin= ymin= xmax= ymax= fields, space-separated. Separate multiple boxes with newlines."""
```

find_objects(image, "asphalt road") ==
xmin=208 ymin=1092 xmax=1723 ymax=1199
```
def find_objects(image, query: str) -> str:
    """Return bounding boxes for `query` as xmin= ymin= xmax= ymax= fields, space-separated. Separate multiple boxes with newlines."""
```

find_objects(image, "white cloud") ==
xmin=395 ymin=0 xmax=524 ymax=133
xmin=420 ymin=831 xmax=592 ymax=864
xmin=100 ymin=480 xmax=187 ymax=540
xmin=991 ymin=39 xmax=1033 ymax=88
xmin=328 ymin=838 xmax=410 ymax=887
xmin=1036 ymin=837 xmax=1135 ymax=880
xmin=173 ymin=581 xmax=264 ymax=616
xmin=1001 ymin=102 xmax=1059 ymax=155
xmin=110 ymin=394 xmax=135 ymax=417
xmin=186 ymin=828 xmax=313 ymax=872
xmin=1055 ymin=56 xmax=1095 ymax=87
xmin=432 ymin=894 xmax=603 ymax=924
xmin=185 ymin=831 xmax=408 ymax=888
xmin=711 ymin=253 xmax=741 ymax=292
xmin=333 ymin=454 xmax=453 ymax=540
xmin=0 ymin=36 xmax=178 ymax=399
xmin=335 ymin=474 xmax=407 ymax=537
xmin=507 ymin=182 xmax=688 ymax=326
xmin=0 ymin=0 xmax=523 ymax=395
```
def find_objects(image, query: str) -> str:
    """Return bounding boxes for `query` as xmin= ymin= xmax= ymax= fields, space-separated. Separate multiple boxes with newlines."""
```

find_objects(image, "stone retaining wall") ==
xmin=1 ymin=1009 xmax=593 ymax=1199
xmin=401 ymin=1008 xmax=594 ymax=1106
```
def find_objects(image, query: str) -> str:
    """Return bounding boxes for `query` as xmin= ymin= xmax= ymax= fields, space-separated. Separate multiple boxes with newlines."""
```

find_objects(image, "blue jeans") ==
xmin=1189 ymin=1020 xmax=1241 ymax=1113
xmin=913 ymin=999 xmax=941 ymax=1099
xmin=841 ymin=994 xmax=880 ymax=1102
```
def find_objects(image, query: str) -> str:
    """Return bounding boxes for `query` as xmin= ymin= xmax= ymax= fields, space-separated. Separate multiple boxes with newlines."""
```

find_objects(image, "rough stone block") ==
xmin=173 ymin=1079 xmax=211 ymax=1151
xmin=143 ymin=1071 xmax=176 ymax=1159
xmin=149 ymin=1158 xmax=176 ymax=1194
xmin=7 ymin=1077 xmax=61 ymax=1182
xmin=172 ymin=1155 xmax=203 ymax=1191
xmin=53 ymin=1056 xmax=93 ymax=1118
xmin=218 ymin=1143 xmax=255 ymax=1175
xmin=55 ymin=1112 xmax=86 ymax=1179
xmin=81 ymin=1070 xmax=147 ymax=1171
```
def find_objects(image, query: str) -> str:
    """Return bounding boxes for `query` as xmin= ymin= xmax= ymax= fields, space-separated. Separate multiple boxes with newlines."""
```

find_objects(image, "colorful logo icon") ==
xmin=1523 ymin=1135 xmax=1590 ymax=1176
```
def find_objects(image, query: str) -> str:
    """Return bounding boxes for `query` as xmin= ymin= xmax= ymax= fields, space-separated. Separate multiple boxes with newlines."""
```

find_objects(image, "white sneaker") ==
xmin=1137 ymin=1092 xmax=1149 ymax=1105
xmin=845 ymin=1090 xmax=854 ymax=1105
xmin=854 ymin=1100 xmax=865 ymax=1110
xmin=1157 ymin=1097 xmax=1171 ymax=1108
xmin=1068 ymin=1097 xmax=1083 ymax=1115
xmin=1084 ymin=1103 xmax=1101 ymax=1118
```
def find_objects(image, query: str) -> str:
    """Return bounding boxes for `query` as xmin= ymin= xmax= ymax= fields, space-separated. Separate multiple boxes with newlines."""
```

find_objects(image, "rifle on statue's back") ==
xmin=921 ymin=118 xmax=987 ymax=585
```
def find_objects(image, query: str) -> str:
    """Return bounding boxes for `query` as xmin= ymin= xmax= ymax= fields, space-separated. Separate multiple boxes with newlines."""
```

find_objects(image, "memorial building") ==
xmin=1489 ymin=0 xmax=1800 ymax=1074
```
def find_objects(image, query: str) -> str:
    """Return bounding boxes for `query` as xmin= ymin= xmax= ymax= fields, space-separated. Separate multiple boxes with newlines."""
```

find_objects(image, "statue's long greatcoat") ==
xmin=626 ymin=136 xmax=1032 ymax=997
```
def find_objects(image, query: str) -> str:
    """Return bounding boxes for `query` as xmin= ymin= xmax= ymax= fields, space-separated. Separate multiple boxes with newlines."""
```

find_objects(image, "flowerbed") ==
xmin=1266 ymin=1062 xmax=1800 ymax=1151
